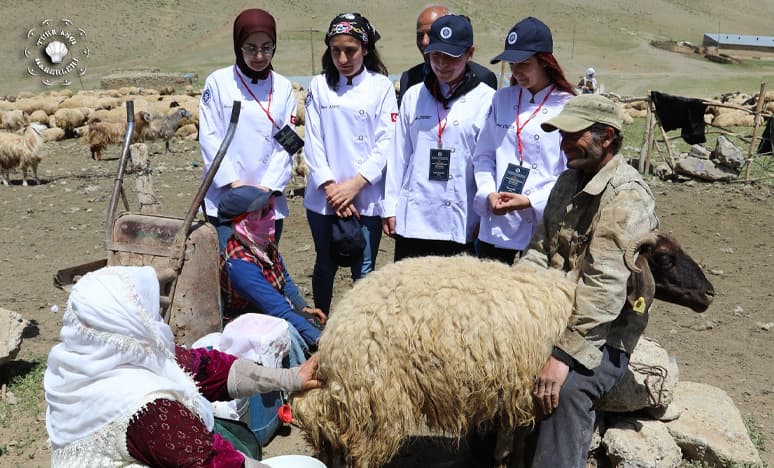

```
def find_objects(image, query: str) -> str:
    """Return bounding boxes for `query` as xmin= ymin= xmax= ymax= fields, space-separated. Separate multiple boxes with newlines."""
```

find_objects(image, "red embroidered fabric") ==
xmin=126 ymin=346 xmax=244 ymax=466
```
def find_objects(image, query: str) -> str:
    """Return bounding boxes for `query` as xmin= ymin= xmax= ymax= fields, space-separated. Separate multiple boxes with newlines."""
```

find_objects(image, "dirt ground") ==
xmin=0 ymin=135 xmax=771 ymax=467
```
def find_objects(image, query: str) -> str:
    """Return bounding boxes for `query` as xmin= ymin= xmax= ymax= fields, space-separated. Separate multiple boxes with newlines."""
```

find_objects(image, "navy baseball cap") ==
xmin=330 ymin=216 xmax=366 ymax=267
xmin=423 ymin=15 xmax=473 ymax=58
xmin=490 ymin=17 xmax=553 ymax=64
xmin=217 ymin=186 xmax=281 ymax=224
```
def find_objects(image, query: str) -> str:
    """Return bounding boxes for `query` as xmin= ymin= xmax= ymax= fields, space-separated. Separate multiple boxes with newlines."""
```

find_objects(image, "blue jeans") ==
xmin=527 ymin=345 xmax=630 ymax=467
xmin=208 ymin=216 xmax=284 ymax=252
xmin=306 ymin=210 xmax=382 ymax=315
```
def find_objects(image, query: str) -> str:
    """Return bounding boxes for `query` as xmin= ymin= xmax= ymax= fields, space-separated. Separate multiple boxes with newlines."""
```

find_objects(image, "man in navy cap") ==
xmin=397 ymin=5 xmax=497 ymax=106
xmin=218 ymin=186 xmax=326 ymax=359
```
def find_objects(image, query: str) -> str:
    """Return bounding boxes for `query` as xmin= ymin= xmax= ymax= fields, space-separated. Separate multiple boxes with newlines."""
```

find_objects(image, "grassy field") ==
xmin=1 ymin=0 xmax=773 ymax=98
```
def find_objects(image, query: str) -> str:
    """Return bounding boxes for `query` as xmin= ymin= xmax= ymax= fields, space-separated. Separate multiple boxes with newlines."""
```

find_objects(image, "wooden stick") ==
xmin=637 ymin=95 xmax=653 ymax=174
xmin=743 ymin=82 xmax=768 ymax=183
xmin=702 ymin=100 xmax=772 ymax=117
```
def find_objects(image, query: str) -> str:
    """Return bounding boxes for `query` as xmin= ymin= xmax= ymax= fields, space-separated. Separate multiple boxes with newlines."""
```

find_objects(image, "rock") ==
xmin=688 ymin=144 xmax=711 ymax=159
xmin=665 ymin=381 xmax=762 ymax=467
xmin=604 ymin=418 xmax=682 ymax=468
xmin=674 ymin=155 xmax=738 ymax=182
xmin=711 ymin=135 xmax=745 ymax=171
xmin=597 ymin=338 xmax=679 ymax=412
xmin=756 ymin=321 xmax=774 ymax=331
xmin=653 ymin=162 xmax=672 ymax=180
xmin=0 ymin=307 xmax=27 ymax=367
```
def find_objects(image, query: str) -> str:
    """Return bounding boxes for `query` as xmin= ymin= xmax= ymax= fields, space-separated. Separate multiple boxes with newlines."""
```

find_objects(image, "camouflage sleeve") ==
xmin=556 ymin=182 xmax=658 ymax=370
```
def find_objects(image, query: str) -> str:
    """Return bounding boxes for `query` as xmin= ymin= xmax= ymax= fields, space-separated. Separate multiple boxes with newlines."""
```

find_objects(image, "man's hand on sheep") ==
xmin=297 ymin=353 xmax=324 ymax=391
xmin=533 ymin=356 xmax=569 ymax=415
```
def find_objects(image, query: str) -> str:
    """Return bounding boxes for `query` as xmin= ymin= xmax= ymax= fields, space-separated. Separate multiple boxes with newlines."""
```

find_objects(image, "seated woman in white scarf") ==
xmin=44 ymin=265 xmax=322 ymax=467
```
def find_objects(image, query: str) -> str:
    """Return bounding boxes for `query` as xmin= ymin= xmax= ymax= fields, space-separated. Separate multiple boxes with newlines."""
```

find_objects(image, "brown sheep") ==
xmin=87 ymin=111 xmax=152 ymax=161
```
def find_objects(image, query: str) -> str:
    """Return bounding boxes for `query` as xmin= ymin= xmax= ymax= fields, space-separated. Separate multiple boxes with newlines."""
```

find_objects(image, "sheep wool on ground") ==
xmin=292 ymin=255 xmax=576 ymax=468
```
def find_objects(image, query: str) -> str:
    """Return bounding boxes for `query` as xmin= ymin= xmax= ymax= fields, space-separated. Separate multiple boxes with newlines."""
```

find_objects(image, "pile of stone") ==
xmin=590 ymin=337 xmax=762 ymax=467
xmin=655 ymin=136 xmax=746 ymax=182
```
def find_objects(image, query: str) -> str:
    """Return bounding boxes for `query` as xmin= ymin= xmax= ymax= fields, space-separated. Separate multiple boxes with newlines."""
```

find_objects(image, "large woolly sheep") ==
xmin=0 ymin=123 xmax=46 ymax=186
xmin=292 ymin=233 xmax=715 ymax=468
xmin=53 ymin=108 xmax=89 ymax=138
xmin=86 ymin=111 xmax=152 ymax=160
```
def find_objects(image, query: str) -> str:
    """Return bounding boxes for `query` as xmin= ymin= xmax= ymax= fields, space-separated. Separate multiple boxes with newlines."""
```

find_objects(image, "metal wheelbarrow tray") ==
xmin=55 ymin=100 xmax=242 ymax=346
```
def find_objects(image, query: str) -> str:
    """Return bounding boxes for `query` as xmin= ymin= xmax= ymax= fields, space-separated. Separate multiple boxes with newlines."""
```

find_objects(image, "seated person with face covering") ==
xmin=219 ymin=186 xmax=326 ymax=359
xmin=44 ymin=265 xmax=322 ymax=467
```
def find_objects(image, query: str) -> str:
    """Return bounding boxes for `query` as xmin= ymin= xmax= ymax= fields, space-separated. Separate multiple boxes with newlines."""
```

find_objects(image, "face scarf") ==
xmin=44 ymin=266 xmax=214 ymax=449
xmin=233 ymin=8 xmax=276 ymax=82
xmin=233 ymin=209 xmax=277 ymax=265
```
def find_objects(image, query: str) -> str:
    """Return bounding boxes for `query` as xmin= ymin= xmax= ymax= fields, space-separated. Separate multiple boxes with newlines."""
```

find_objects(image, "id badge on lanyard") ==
xmin=273 ymin=125 xmax=304 ymax=155
xmin=498 ymin=162 xmax=530 ymax=193
xmin=430 ymin=92 xmax=452 ymax=181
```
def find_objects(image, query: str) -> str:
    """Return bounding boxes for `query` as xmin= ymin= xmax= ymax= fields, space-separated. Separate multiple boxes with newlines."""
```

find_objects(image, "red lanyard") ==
xmin=433 ymin=82 xmax=454 ymax=148
xmin=514 ymin=85 xmax=555 ymax=163
xmin=234 ymin=66 xmax=278 ymax=129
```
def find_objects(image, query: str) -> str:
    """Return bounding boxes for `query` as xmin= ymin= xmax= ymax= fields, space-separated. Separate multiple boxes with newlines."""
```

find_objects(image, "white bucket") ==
xmin=261 ymin=454 xmax=327 ymax=468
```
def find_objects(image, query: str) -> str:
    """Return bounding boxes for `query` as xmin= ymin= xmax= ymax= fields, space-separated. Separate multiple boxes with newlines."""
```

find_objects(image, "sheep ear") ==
xmin=627 ymin=254 xmax=655 ymax=314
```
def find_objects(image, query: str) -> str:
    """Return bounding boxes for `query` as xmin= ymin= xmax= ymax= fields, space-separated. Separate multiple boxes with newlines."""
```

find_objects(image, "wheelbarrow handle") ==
xmin=180 ymin=100 xmax=241 ymax=234
xmin=105 ymin=100 xmax=136 ymax=249
xmin=174 ymin=100 xmax=241 ymax=264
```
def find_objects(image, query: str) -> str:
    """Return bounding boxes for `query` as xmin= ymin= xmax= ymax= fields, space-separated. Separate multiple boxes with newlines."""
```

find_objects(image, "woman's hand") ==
xmin=302 ymin=306 xmax=327 ymax=325
xmin=489 ymin=192 xmax=531 ymax=215
xmin=297 ymin=353 xmax=324 ymax=391
xmin=326 ymin=174 xmax=367 ymax=211
xmin=336 ymin=203 xmax=360 ymax=219
xmin=382 ymin=217 xmax=396 ymax=237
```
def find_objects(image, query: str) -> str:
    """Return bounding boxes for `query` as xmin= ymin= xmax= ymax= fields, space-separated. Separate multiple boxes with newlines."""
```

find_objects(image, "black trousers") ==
xmin=477 ymin=240 xmax=519 ymax=266
xmin=393 ymin=235 xmax=474 ymax=262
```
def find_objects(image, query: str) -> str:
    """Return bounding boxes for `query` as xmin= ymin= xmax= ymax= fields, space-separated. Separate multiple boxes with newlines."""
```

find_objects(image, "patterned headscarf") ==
xmin=325 ymin=12 xmax=380 ymax=50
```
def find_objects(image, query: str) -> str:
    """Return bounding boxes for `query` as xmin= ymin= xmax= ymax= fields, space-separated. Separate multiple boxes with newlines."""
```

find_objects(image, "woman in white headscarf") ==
xmin=45 ymin=265 xmax=321 ymax=467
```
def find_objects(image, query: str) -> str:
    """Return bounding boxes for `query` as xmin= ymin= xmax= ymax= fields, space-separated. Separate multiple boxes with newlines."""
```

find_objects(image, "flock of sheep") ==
xmin=0 ymin=86 xmax=203 ymax=185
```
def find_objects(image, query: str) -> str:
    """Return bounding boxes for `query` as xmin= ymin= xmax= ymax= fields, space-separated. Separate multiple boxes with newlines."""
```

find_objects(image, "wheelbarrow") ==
xmin=55 ymin=99 xmax=242 ymax=346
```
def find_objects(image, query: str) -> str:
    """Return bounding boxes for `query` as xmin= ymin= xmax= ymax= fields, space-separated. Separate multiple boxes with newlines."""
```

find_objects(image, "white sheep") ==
xmin=292 ymin=233 xmax=715 ymax=468
xmin=86 ymin=111 xmax=152 ymax=161
xmin=0 ymin=110 xmax=26 ymax=131
xmin=53 ymin=108 xmax=89 ymax=138
xmin=0 ymin=123 xmax=46 ymax=186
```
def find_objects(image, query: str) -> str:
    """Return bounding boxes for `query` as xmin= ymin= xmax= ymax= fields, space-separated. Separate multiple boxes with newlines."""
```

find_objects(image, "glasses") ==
xmin=241 ymin=45 xmax=275 ymax=57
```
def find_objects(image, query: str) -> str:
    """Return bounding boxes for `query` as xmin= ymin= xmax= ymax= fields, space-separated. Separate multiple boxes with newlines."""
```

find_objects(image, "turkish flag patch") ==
xmin=290 ymin=115 xmax=297 ymax=125
xmin=390 ymin=112 xmax=398 ymax=122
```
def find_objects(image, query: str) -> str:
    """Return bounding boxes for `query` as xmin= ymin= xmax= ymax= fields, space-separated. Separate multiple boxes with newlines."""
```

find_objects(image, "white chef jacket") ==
xmin=384 ymin=80 xmax=494 ymax=243
xmin=473 ymin=85 xmax=572 ymax=250
xmin=303 ymin=70 xmax=397 ymax=216
xmin=199 ymin=66 xmax=297 ymax=219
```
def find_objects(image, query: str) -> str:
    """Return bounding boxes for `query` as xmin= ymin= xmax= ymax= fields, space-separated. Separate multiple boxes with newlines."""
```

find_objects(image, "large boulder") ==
xmin=674 ymin=155 xmax=738 ymax=182
xmin=604 ymin=418 xmax=682 ymax=468
xmin=665 ymin=381 xmax=761 ymax=467
xmin=0 ymin=308 xmax=27 ymax=367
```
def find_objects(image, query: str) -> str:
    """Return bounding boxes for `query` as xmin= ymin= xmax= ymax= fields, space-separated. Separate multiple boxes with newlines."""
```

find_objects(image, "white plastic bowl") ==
xmin=261 ymin=454 xmax=327 ymax=468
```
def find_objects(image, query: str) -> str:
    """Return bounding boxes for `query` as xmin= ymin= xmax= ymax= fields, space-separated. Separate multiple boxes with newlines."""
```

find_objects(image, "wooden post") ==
xmin=743 ymin=82 xmax=768 ymax=183
xmin=638 ymin=95 xmax=653 ymax=173
xmin=649 ymin=100 xmax=677 ymax=173
xmin=130 ymin=143 xmax=159 ymax=214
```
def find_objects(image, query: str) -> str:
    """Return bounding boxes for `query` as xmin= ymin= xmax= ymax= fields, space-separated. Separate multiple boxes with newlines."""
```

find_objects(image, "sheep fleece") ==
xmin=292 ymin=255 xmax=576 ymax=467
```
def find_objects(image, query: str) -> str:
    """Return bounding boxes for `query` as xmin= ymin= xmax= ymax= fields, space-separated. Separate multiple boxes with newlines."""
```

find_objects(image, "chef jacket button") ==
xmin=357 ymin=135 xmax=364 ymax=141
xmin=262 ymin=158 xmax=269 ymax=164
xmin=525 ymin=189 xmax=531 ymax=195
xmin=357 ymin=159 xmax=363 ymax=165
xmin=450 ymin=147 xmax=456 ymax=153
xmin=460 ymin=97 xmax=466 ymax=103
xmin=444 ymin=201 xmax=451 ymax=206
xmin=534 ymin=134 xmax=540 ymax=140
xmin=542 ymin=108 xmax=549 ymax=114
xmin=532 ymin=163 xmax=537 ymax=169
xmin=265 ymin=136 xmax=270 ymax=141
xmin=453 ymin=120 xmax=459 ymax=126
xmin=359 ymin=109 xmax=365 ymax=115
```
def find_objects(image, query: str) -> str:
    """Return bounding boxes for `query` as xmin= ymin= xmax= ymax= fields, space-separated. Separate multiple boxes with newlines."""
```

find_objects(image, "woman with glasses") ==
xmin=200 ymin=8 xmax=300 ymax=250
xmin=303 ymin=13 xmax=397 ymax=316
